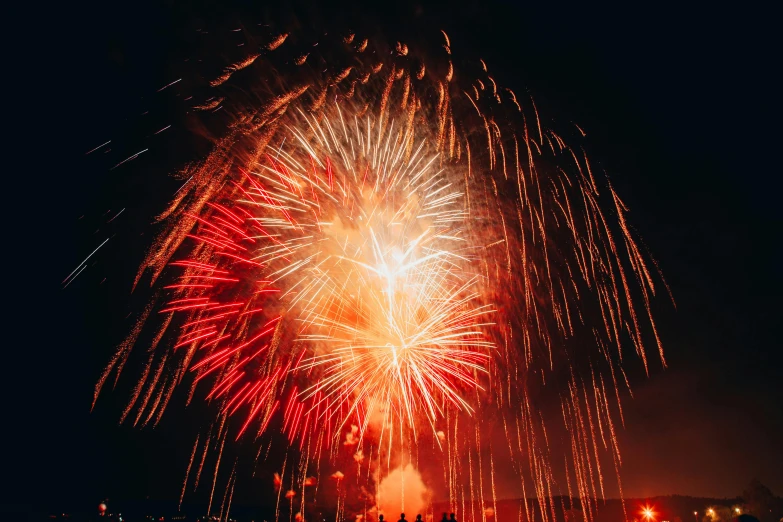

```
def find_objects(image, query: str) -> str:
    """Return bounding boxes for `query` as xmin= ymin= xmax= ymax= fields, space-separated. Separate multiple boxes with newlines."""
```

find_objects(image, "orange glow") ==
xmin=641 ymin=505 xmax=657 ymax=522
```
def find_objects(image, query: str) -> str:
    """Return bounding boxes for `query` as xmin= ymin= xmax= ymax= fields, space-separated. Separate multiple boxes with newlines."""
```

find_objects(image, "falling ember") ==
xmin=92 ymin=22 xmax=670 ymax=522
xmin=180 ymin=434 xmax=200 ymax=510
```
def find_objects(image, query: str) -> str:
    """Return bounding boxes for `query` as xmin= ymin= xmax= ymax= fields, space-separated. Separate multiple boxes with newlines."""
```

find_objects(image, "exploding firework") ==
xmin=90 ymin=22 xmax=670 ymax=522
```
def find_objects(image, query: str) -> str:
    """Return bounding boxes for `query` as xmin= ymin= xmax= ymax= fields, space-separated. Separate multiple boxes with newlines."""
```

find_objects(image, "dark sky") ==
xmin=6 ymin=0 xmax=781 ymax=515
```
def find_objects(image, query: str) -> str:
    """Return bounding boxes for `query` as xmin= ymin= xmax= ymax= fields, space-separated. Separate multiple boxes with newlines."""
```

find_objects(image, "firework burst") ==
xmin=91 ymin=23 xmax=670 ymax=522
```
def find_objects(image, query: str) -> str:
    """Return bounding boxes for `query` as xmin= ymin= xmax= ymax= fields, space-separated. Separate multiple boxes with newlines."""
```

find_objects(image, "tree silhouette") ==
xmin=743 ymin=480 xmax=776 ymax=522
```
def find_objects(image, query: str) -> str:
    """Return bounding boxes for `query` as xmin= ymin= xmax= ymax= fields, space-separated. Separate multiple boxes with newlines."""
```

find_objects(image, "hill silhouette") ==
xmin=431 ymin=490 xmax=782 ymax=522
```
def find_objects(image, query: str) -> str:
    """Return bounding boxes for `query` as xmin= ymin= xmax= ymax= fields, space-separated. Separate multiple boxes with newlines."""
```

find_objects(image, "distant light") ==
xmin=735 ymin=508 xmax=741 ymax=514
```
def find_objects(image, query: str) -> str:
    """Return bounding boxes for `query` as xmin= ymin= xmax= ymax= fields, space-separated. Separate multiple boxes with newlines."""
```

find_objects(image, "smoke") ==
xmin=377 ymin=464 xmax=431 ymax=519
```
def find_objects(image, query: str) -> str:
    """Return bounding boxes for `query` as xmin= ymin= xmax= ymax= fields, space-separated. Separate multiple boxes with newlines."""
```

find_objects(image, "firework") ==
xmin=91 ymin=24 xmax=669 ymax=522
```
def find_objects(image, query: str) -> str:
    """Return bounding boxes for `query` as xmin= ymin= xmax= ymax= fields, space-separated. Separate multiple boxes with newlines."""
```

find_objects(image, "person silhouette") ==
xmin=398 ymin=514 xmax=406 ymax=522
xmin=416 ymin=516 xmax=422 ymax=522
xmin=379 ymin=517 xmax=384 ymax=522
xmin=449 ymin=514 xmax=458 ymax=522
xmin=441 ymin=513 xmax=449 ymax=522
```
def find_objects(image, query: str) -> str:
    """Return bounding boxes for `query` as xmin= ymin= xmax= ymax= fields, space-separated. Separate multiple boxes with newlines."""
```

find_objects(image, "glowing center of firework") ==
xmin=255 ymin=115 xmax=496 ymax=432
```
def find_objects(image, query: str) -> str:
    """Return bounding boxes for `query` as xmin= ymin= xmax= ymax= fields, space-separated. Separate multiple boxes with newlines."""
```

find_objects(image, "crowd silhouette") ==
xmin=377 ymin=512 xmax=458 ymax=522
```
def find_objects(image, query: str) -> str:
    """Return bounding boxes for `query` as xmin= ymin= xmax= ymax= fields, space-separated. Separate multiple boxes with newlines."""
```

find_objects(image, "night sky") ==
xmin=6 ymin=0 xmax=781 ymax=515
